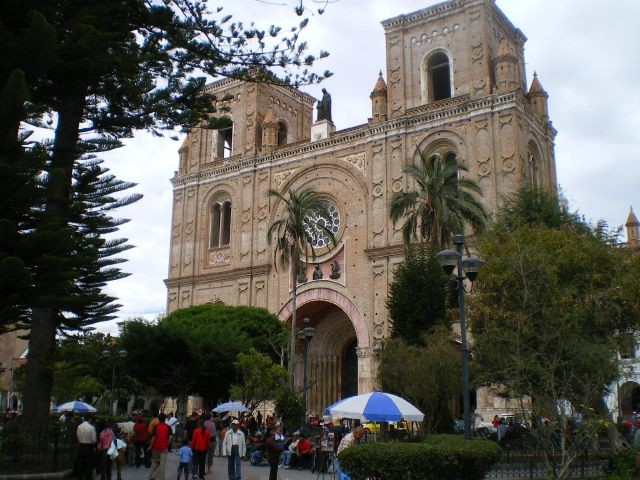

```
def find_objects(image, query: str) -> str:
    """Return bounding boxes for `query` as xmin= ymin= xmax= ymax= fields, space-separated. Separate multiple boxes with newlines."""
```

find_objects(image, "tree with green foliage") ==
xmin=471 ymin=187 xmax=640 ymax=477
xmin=386 ymin=244 xmax=449 ymax=345
xmin=377 ymin=327 xmax=460 ymax=434
xmin=267 ymin=187 xmax=336 ymax=385
xmin=380 ymin=243 xmax=457 ymax=432
xmin=274 ymin=387 xmax=304 ymax=433
xmin=389 ymin=150 xmax=488 ymax=249
xmin=119 ymin=304 xmax=288 ymax=420
xmin=229 ymin=348 xmax=289 ymax=414
xmin=0 ymin=0 xmax=329 ymax=439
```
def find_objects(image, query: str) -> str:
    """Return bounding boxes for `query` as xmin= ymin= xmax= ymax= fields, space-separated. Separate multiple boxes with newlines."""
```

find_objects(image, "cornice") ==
xmin=164 ymin=264 xmax=271 ymax=288
xmin=364 ymin=244 xmax=406 ymax=260
xmin=203 ymin=77 xmax=316 ymax=106
xmin=382 ymin=0 xmax=473 ymax=29
xmin=170 ymin=90 xmax=554 ymax=188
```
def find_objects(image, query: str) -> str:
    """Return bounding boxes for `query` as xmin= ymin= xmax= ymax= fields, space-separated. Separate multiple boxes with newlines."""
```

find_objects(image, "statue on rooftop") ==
xmin=316 ymin=88 xmax=332 ymax=122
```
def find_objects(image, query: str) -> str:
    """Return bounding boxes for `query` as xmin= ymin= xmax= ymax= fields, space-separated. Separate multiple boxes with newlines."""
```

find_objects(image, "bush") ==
xmin=608 ymin=448 xmax=639 ymax=480
xmin=338 ymin=434 xmax=501 ymax=480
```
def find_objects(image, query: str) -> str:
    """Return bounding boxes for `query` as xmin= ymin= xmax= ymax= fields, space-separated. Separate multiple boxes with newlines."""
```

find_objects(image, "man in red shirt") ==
xmin=291 ymin=433 xmax=313 ymax=469
xmin=148 ymin=413 xmax=171 ymax=480
xmin=134 ymin=416 xmax=151 ymax=468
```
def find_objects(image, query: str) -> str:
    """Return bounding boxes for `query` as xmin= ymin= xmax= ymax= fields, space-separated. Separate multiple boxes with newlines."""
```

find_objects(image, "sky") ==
xmin=96 ymin=0 xmax=640 ymax=335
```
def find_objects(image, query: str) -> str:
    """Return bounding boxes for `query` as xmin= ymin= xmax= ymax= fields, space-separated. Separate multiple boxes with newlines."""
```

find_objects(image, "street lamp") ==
xmin=296 ymin=317 xmax=315 ymax=425
xmin=436 ymin=234 xmax=484 ymax=440
xmin=102 ymin=348 xmax=127 ymax=417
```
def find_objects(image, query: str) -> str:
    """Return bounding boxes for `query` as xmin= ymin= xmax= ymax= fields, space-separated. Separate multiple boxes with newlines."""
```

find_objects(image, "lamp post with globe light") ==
xmin=102 ymin=348 xmax=127 ymax=416
xmin=297 ymin=317 xmax=315 ymax=425
xmin=436 ymin=234 xmax=484 ymax=440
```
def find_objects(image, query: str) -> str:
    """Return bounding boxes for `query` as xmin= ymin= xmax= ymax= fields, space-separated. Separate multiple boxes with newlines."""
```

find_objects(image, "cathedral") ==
xmin=165 ymin=0 xmax=557 ymax=418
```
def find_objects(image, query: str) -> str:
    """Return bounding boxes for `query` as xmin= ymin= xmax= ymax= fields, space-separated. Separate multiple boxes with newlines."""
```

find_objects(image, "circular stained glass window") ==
xmin=303 ymin=202 xmax=341 ymax=249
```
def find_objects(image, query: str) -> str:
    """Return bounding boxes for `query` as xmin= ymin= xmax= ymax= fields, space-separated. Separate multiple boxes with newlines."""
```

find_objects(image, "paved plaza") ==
xmin=120 ymin=453 xmax=334 ymax=480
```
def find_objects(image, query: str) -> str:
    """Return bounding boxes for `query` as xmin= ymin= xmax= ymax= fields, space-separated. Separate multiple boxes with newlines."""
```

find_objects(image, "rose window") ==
xmin=303 ymin=203 xmax=341 ymax=248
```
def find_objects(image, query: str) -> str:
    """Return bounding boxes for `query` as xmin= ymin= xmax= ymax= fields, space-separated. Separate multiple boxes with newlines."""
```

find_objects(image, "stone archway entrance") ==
xmin=619 ymin=381 xmax=640 ymax=416
xmin=278 ymin=288 xmax=372 ymax=417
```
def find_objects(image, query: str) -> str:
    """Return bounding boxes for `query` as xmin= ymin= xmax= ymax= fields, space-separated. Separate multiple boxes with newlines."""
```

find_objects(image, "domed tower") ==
xmin=369 ymin=70 xmax=388 ymax=123
xmin=494 ymin=38 xmax=518 ymax=92
xmin=528 ymin=72 xmax=549 ymax=122
xmin=626 ymin=206 xmax=639 ymax=248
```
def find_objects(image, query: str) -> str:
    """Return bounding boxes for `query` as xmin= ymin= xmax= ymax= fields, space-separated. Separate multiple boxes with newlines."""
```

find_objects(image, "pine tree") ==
xmin=1 ymin=0 xmax=329 ymax=438
xmin=386 ymin=244 xmax=449 ymax=346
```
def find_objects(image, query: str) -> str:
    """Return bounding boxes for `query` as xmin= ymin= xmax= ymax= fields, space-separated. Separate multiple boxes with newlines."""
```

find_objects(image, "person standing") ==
xmin=176 ymin=438 xmax=193 ymax=480
xmin=97 ymin=420 xmax=115 ymax=480
xmin=166 ymin=412 xmax=179 ymax=450
xmin=203 ymin=414 xmax=217 ymax=473
xmin=191 ymin=418 xmax=210 ymax=480
xmin=148 ymin=413 xmax=172 ymax=480
xmin=76 ymin=417 xmax=97 ymax=480
xmin=222 ymin=419 xmax=246 ymax=480
xmin=134 ymin=415 xmax=151 ymax=468
xmin=263 ymin=428 xmax=282 ymax=480
xmin=335 ymin=424 xmax=364 ymax=480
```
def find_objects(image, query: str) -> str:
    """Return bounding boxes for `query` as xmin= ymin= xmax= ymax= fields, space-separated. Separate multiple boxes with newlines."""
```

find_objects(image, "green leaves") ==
xmin=389 ymin=150 xmax=487 ymax=249
xmin=386 ymin=243 xmax=449 ymax=344
xmin=119 ymin=304 xmax=287 ymax=405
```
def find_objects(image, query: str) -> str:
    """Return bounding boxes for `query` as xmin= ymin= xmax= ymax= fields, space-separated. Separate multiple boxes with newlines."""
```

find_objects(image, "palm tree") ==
xmin=267 ymin=187 xmax=336 ymax=387
xmin=390 ymin=151 xmax=488 ymax=249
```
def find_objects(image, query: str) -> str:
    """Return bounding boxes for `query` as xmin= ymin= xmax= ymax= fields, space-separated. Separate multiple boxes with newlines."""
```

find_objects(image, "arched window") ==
xmin=210 ymin=198 xmax=232 ymax=248
xmin=216 ymin=118 xmax=233 ymax=158
xmin=427 ymin=51 xmax=452 ymax=102
xmin=527 ymin=142 xmax=541 ymax=187
xmin=277 ymin=121 xmax=288 ymax=146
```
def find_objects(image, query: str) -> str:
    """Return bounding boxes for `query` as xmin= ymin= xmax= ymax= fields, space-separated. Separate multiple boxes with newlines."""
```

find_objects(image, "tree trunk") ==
xmin=593 ymin=393 xmax=626 ymax=454
xmin=20 ymin=94 xmax=84 ymax=440
xmin=289 ymin=263 xmax=298 ymax=389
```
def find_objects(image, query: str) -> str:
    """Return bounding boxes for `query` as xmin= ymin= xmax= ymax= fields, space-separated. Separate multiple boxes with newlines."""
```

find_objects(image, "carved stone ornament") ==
xmin=372 ymin=264 xmax=384 ymax=277
xmin=329 ymin=260 xmax=341 ymax=279
xmin=502 ymin=156 xmax=516 ymax=172
xmin=273 ymin=169 xmax=296 ymax=191
xmin=209 ymin=249 xmax=231 ymax=265
xmin=478 ymin=164 xmax=491 ymax=177
xmin=341 ymin=152 xmax=366 ymax=175
xmin=312 ymin=263 xmax=323 ymax=280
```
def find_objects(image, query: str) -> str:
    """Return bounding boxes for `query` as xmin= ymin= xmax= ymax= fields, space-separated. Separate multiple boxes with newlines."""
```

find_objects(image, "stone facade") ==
xmin=165 ymin=0 xmax=557 ymax=418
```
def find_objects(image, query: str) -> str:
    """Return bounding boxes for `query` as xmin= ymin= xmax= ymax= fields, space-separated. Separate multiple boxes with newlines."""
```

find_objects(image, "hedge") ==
xmin=338 ymin=434 xmax=502 ymax=480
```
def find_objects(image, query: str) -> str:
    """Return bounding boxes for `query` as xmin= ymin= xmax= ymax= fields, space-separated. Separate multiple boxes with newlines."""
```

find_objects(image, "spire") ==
xmin=626 ymin=206 xmax=640 ymax=247
xmin=372 ymin=70 xmax=387 ymax=94
xmin=261 ymin=108 xmax=278 ymax=150
xmin=627 ymin=206 xmax=639 ymax=226
xmin=263 ymin=107 xmax=277 ymax=125
xmin=496 ymin=38 xmax=514 ymax=59
xmin=528 ymin=72 xmax=547 ymax=96
xmin=369 ymin=70 xmax=388 ymax=124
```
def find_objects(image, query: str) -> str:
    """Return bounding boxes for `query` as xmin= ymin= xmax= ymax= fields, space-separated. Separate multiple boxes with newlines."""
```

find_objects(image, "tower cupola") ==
xmin=626 ymin=206 xmax=639 ymax=247
xmin=261 ymin=108 xmax=278 ymax=150
xmin=528 ymin=72 xmax=549 ymax=122
xmin=494 ymin=38 xmax=518 ymax=92
xmin=369 ymin=70 xmax=388 ymax=123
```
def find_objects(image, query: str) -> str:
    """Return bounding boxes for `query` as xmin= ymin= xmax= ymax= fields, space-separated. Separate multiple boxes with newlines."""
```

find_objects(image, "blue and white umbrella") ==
xmin=53 ymin=400 xmax=97 ymax=413
xmin=212 ymin=401 xmax=249 ymax=413
xmin=325 ymin=392 xmax=424 ymax=422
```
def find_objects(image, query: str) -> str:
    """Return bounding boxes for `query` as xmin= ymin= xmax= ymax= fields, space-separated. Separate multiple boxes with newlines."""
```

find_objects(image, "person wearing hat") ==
xmin=222 ymin=419 xmax=246 ymax=480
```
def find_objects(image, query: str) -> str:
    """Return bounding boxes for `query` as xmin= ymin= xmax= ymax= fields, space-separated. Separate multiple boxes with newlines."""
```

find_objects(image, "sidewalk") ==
xmin=121 ymin=453 xmax=335 ymax=480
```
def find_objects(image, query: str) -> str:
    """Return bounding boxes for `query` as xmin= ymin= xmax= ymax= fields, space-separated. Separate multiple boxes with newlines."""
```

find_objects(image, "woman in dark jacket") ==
xmin=264 ymin=428 xmax=283 ymax=480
